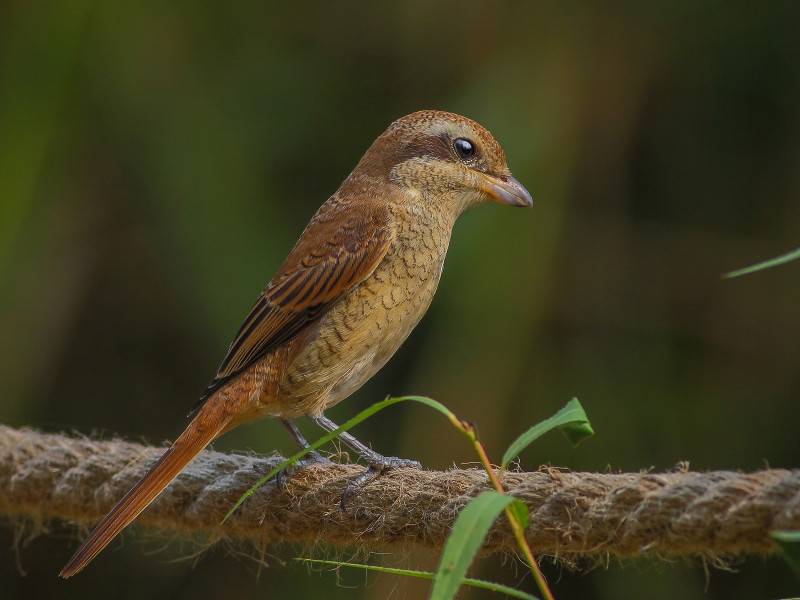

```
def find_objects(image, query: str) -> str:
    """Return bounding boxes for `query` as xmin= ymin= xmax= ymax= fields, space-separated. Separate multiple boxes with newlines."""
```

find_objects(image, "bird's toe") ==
xmin=339 ymin=455 xmax=422 ymax=510
xmin=275 ymin=451 xmax=335 ymax=490
xmin=371 ymin=456 xmax=422 ymax=471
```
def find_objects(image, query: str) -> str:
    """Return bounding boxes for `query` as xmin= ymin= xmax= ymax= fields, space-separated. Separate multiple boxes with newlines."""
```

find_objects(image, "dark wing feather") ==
xmin=192 ymin=199 xmax=394 ymax=412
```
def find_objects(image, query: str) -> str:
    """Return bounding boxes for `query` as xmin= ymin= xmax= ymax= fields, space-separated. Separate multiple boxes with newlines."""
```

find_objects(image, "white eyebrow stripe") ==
xmin=425 ymin=118 xmax=465 ymax=138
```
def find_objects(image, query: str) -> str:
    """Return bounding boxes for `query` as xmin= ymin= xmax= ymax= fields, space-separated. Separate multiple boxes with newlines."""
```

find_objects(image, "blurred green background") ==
xmin=1 ymin=2 xmax=799 ymax=599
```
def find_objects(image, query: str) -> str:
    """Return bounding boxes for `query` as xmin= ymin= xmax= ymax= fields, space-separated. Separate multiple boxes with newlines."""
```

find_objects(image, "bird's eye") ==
xmin=453 ymin=138 xmax=476 ymax=160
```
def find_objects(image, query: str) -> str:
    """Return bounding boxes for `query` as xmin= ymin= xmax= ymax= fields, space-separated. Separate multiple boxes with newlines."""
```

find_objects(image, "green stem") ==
xmin=455 ymin=420 xmax=556 ymax=600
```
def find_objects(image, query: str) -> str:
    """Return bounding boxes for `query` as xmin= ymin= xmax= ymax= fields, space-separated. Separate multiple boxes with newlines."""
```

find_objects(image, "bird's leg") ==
xmin=273 ymin=419 xmax=333 ymax=489
xmin=310 ymin=414 xmax=420 ymax=468
xmin=310 ymin=414 xmax=420 ymax=506
xmin=280 ymin=418 xmax=329 ymax=463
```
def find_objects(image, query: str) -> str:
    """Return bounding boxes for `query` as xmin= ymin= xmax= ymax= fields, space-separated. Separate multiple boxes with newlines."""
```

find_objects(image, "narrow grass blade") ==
xmin=295 ymin=558 xmax=538 ymax=600
xmin=723 ymin=246 xmax=800 ymax=279
xmin=771 ymin=530 xmax=800 ymax=578
xmin=431 ymin=490 xmax=526 ymax=600
xmin=222 ymin=395 xmax=460 ymax=523
xmin=501 ymin=397 xmax=593 ymax=468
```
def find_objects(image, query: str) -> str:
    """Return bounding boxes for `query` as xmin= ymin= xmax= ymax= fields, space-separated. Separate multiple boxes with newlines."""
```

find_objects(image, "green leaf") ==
xmin=723 ymin=246 xmax=800 ymax=279
xmin=222 ymin=395 xmax=461 ymax=523
xmin=294 ymin=558 xmax=538 ymax=600
xmin=507 ymin=500 xmax=530 ymax=530
xmin=431 ymin=490 xmax=525 ymax=600
xmin=501 ymin=397 xmax=594 ymax=468
xmin=772 ymin=530 xmax=800 ymax=578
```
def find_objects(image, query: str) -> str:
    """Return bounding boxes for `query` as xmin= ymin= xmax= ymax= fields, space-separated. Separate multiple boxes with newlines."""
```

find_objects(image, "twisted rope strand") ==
xmin=1 ymin=425 xmax=797 ymax=559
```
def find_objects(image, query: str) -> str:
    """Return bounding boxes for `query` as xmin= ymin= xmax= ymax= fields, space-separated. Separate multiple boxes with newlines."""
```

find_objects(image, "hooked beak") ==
xmin=479 ymin=173 xmax=533 ymax=208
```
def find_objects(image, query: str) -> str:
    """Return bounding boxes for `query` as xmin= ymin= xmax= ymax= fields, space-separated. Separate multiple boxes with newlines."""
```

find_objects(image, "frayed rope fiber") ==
xmin=1 ymin=424 xmax=798 ymax=559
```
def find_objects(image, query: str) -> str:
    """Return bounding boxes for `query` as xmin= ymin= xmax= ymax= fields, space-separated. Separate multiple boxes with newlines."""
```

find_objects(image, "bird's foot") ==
xmin=275 ymin=451 xmax=334 ymax=490
xmin=340 ymin=455 xmax=421 ymax=509
xmin=371 ymin=456 xmax=422 ymax=471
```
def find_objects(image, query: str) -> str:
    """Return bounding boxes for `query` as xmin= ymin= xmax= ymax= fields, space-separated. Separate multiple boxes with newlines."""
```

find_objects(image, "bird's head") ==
xmin=353 ymin=110 xmax=532 ymax=216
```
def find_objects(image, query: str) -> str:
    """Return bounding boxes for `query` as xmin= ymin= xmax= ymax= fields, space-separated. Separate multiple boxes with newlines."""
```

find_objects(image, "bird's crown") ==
xmin=350 ymin=110 xmax=531 ymax=211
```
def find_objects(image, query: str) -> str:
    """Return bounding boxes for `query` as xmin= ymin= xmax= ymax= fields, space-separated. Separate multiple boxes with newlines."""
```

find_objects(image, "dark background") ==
xmin=1 ymin=3 xmax=799 ymax=599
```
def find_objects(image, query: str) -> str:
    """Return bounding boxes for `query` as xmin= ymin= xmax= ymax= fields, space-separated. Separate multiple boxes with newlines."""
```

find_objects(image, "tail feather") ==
xmin=59 ymin=400 xmax=232 ymax=578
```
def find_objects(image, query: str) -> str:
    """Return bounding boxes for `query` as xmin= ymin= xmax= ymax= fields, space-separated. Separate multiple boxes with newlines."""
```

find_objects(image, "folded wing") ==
xmin=196 ymin=199 xmax=394 ymax=408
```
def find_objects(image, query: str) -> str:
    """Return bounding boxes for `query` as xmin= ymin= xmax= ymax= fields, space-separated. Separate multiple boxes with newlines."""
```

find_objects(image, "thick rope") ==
xmin=1 ymin=424 xmax=798 ymax=560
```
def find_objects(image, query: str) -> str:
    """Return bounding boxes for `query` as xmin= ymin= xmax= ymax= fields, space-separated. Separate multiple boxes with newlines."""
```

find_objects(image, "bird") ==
xmin=59 ymin=109 xmax=533 ymax=577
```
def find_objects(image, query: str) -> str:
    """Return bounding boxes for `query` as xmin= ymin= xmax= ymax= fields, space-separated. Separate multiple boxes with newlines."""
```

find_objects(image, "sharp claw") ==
xmin=304 ymin=451 xmax=334 ymax=466
xmin=275 ymin=468 xmax=290 ymax=491
xmin=340 ymin=456 xmax=421 ymax=510
xmin=274 ymin=452 xmax=334 ymax=490
xmin=339 ymin=468 xmax=377 ymax=509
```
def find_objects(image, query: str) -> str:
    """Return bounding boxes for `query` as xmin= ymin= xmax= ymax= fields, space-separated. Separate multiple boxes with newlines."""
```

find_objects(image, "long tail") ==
xmin=59 ymin=395 xmax=234 ymax=578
